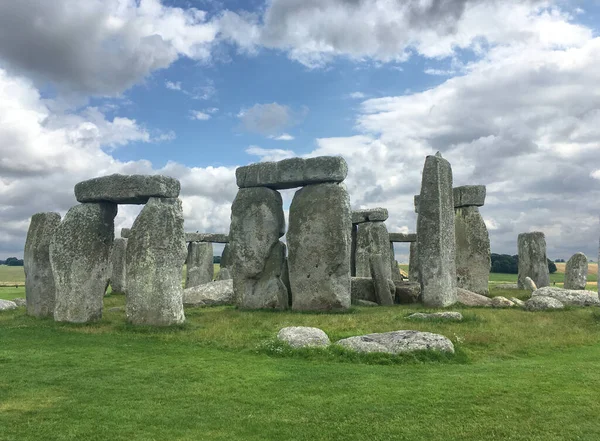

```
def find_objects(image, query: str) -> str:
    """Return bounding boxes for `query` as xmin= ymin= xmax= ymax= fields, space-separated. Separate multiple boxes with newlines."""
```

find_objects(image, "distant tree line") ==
xmin=491 ymin=254 xmax=556 ymax=274
xmin=0 ymin=257 xmax=24 ymax=266
xmin=213 ymin=256 xmax=221 ymax=264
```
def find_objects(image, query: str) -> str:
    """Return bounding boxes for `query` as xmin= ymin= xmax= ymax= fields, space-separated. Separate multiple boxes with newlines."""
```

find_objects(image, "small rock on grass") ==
xmin=510 ymin=298 xmax=525 ymax=307
xmin=12 ymin=298 xmax=26 ymax=307
xmin=491 ymin=296 xmax=515 ymax=308
xmin=355 ymin=299 xmax=379 ymax=307
xmin=407 ymin=312 xmax=463 ymax=321
xmin=0 ymin=299 xmax=18 ymax=311
xmin=277 ymin=327 xmax=330 ymax=348
xmin=337 ymin=330 xmax=454 ymax=354
xmin=524 ymin=296 xmax=564 ymax=311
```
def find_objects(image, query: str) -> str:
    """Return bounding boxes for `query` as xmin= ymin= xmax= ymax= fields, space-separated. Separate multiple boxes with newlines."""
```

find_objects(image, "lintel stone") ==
xmin=185 ymin=232 xmax=229 ymax=243
xmin=389 ymin=233 xmax=417 ymax=243
xmin=75 ymin=174 xmax=180 ymax=204
xmin=351 ymin=208 xmax=389 ymax=224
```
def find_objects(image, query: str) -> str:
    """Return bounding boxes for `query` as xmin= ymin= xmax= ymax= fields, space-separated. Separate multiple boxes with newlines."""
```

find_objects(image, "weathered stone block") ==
xmin=110 ymin=238 xmax=127 ymax=293
xmin=220 ymin=243 xmax=231 ymax=268
xmin=75 ymin=174 xmax=180 ymax=204
xmin=355 ymin=221 xmax=392 ymax=279
xmin=184 ymin=233 xmax=229 ymax=243
xmin=185 ymin=242 xmax=214 ymax=289
xmin=564 ymin=252 xmax=587 ymax=290
xmin=394 ymin=281 xmax=421 ymax=304
xmin=408 ymin=241 xmax=419 ymax=283
xmin=517 ymin=232 xmax=550 ymax=289
xmin=453 ymin=185 xmax=486 ymax=208
xmin=121 ymin=228 xmax=131 ymax=238
xmin=370 ymin=254 xmax=394 ymax=306
xmin=183 ymin=280 xmax=234 ymax=307
xmin=351 ymin=277 xmax=376 ymax=303
xmin=351 ymin=208 xmax=388 ymax=224
xmin=455 ymin=206 xmax=491 ymax=295
xmin=389 ymin=233 xmax=417 ymax=243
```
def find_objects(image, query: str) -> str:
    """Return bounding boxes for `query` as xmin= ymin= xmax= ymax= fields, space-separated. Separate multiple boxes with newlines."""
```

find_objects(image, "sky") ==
xmin=1 ymin=0 xmax=600 ymax=262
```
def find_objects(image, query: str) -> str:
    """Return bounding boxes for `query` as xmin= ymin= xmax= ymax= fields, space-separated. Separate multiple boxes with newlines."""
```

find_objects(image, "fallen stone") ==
xmin=121 ymin=228 xmax=131 ymax=238
xmin=510 ymin=298 xmax=525 ymax=307
xmin=216 ymin=267 xmax=231 ymax=281
xmin=524 ymin=296 xmax=564 ymax=311
xmin=126 ymin=197 xmax=187 ymax=326
xmin=407 ymin=312 xmax=463 ymax=321
xmin=355 ymin=221 xmax=392 ymax=279
xmin=351 ymin=208 xmax=389 ymax=224
xmin=185 ymin=233 xmax=229 ymax=243
xmin=183 ymin=280 xmax=235 ymax=307
xmin=24 ymin=212 xmax=61 ymax=318
xmin=277 ymin=327 xmax=331 ymax=348
xmin=337 ymin=330 xmax=454 ymax=354
xmin=453 ymin=185 xmax=486 ymax=208
xmin=185 ymin=242 xmax=214 ymax=289
xmin=455 ymin=205 xmax=490 ymax=296
xmin=370 ymin=254 xmax=394 ymax=306
xmin=107 ymin=306 xmax=124 ymax=313
xmin=494 ymin=283 xmax=519 ymax=290
xmin=518 ymin=232 xmax=550 ymax=289
xmin=355 ymin=299 xmax=379 ymax=307
xmin=0 ymin=299 xmax=18 ymax=311
xmin=389 ymin=233 xmax=417 ymax=243
xmin=395 ymin=281 xmax=421 ymax=304
xmin=12 ymin=298 xmax=26 ymax=307
xmin=75 ymin=174 xmax=180 ymax=204
xmin=457 ymin=288 xmax=493 ymax=307
xmin=110 ymin=238 xmax=127 ymax=293
xmin=491 ymin=296 xmax=515 ymax=308
xmin=531 ymin=286 xmax=600 ymax=307
xmin=236 ymin=156 xmax=348 ymax=189
xmin=524 ymin=277 xmax=538 ymax=291
xmin=51 ymin=203 xmax=116 ymax=323
xmin=564 ymin=252 xmax=588 ymax=290
xmin=288 ymin=183 xmax=351 ymax=311
xmin=417 ymin=152 xmax=457 ymax=307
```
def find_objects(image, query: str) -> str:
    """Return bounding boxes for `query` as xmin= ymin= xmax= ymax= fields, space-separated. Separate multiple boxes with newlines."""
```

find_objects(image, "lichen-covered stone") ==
xmin=288 ymin=183 xmax=351 ymax=311
xmin=408 ymin=241 xmax=419 ymax=283
xmin=236 ymin=156 xmax=348 ymax=189
xmin=24 ymin=212 xmax=61 ymax=317
xmin=75 ymin=174 xmax=180 ymax=204
xmin=370 ymin=254 xmax=394 ymax=306
xmin=351 ymin=208 xmax=388 ymax=224
xmin=110 ymin=238 xmax=127 ymax=293
xmin=185 ymin=233 xmax=229 ymax=243
xmin=51 ymin=203 xmax=116 ymax=323
xmin=531 ymin=286 xmax=600 ymax=306
xmin=337 ymin=330 xmax=454 ymax=354
xmin=524 ymin=277 xmax=538 ymax=291
xmin=185 ymin=242 xmax=214 ymax=289
xmin=216 ymin=267 xmax=231 ymax=281
xmin=0 ymin=299 xmax=18 ymax=311
xmin=407 ymin=312 xmax=463 ymax=321
xmin=394 ymin=281 xmax=421 ymax=304
xmin=416 ymin=153 xmax=457 ymax=307
xmin=277 ymin=327 xmax=330 ymax=348
xmin=524 ymin=296 xmax=564 ymax=311
xmin=126 ymin=197 xmax=187 ymax=326
xmin=355 ymin=221 xmax=392 ymax=279
xmin=12 ymin=298 xmax=26 ymax=307
xmin=455 ymin=206 xmax=490 ymax=296
xmin=564 ymin=252 xmax=588 ymax=290
xmin=510 ymin=298 xmax=525 ymax=307
xmin=457 ymin=288 xmax=493 ymax=307
xmin=389 ymin=233 xmax=417 ymax=243
xmin=121 ymin=228 xmax=131 ymax=238
xmin=220 ymin=244 xmax=231 ymax=268
xmin=351 ymin=277 xmax=376 ymax=303
xmin=453 ymin=185 xmax=486 ymax=208
xmin=230 ymin=187 xmax=288 ymax=309
xmin=183 ymin=280 xmax=234 ymax=307
xmin=517 ymin=232 xmax=550 ymax=289
xmin=491 ymin=296 xmax=515 ymax=308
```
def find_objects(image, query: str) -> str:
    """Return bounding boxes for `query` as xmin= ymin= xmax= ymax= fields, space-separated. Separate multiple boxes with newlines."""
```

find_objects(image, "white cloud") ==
xmin=165 ymin=81 xmax=182 ymax=90
xmin=238 ymin=103 xmax=307 ymax=137
xmin=271 ymin=133 xmax=295 ymax=141
xmin=348 ymin=92 xmax=367 ymax=99
xmin=591 ymin=170 xmax=600 ymax=180
xmin=246 ymin=146 xmax=296 ymax=162
xmin=190 ymin=110 xmax=211 ymax=120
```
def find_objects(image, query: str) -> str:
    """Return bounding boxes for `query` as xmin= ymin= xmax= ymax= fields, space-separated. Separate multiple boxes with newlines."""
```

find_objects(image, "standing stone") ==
xmin=230 ymin=187 xmax=288 ymax=309
xmin=517 ymin=232 xmax=550 ymax=289
xmin=220 ymin=244 xmax=231 ymax=268
xmin=121 ymin=228 xmax=131 ymax=238
xmin=126 ymin=197 xmax=187 ymax=326
xmin=110 ymin=238 xmax=127 ymax=293
xmin=355 ymin=221 xmax=392 ymax=279
xmin=24 ymin=212 xmax=61 ymax=317
xmin=370 ymin=254 xmax=394 ymax=306
xmin=288 ymin=183 xmax=351 ymax=311
xmin=416 ymin=153 xmax=457 ymax=307
xmin=455 ymin=205 xmax=491 ymax=295
xmin=564 ymin=252 xmax=588 ymax=290
xmin=409 ymin=240 xmax=419 ymax=283
xmin=51 ymin=203 xmax=116 ymax=323
xmin=185 ymin=242 xmax=214 ymax=288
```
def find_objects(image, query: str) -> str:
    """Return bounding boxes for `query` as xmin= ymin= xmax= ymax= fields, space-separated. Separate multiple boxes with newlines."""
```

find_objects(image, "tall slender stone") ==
xmin=288 ymin=183 xmax=351 ymax=311
xmin=408 ymin=241 xmax=419 ymax=283
xmin=370 ymin=254 xmax=394 ymax=306
xmin=126 ymin=197 xmax=187 ymax=326
xmin=455 ymin=205 xmax=491 ymax=295
xmin=110 ymin=238 xmax=127 ymax=293
xmin=51 ymin=203 xmax=116 ymax=323
xmin=355 ymin=221 xmax=392 ymax=279
xmin=220 ymin=244 xmax=231 ymax=268
xmin=230 ymin=187 xmax=288 ymax=309
xmin=185 ymin=242 xmax=214 ymax=288
xmin=564 ymin=252 xmax=588 ymax=290
xmin=517 ymin=232 xmax=550 ymax=289
xmin=390 ymin=243 xmax=403 ymax=282
xmin=24 ymin=212 xmax=61 ymax=317
xmin=416 ymin=153 xmax=457 ymax=307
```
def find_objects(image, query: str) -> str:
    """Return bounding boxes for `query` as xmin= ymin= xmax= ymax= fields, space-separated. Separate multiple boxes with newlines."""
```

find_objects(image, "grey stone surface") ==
xmin=12 ymin=298 xmax=26 ymax=307
xmin=531 ymin=286 xmax=600 ymax=306
xmin=337 ymin=330 xmax=454 ymax=354
xmin=0 ymin=299 xmax=17 ymax=311
xmin=121 ymin=228 xmax=131 ymax=238
xmin=126 ymin=197 xmax=187 ymax=326
xmin=455 ymin=205 xmax=490 ymax=296
xmin=109 ymin=238 xmax=127 ymax=293
xmin=24 ymin=212 xmax=61 ymax=318
xmin=230 ymin=187 xmax=288 ymax=310
xmin=491 ymin=296 xmax=515 ymax=308
xmin=524 ymin=296 xmax=564 ymax=311
xmin=216 ymin=267 xmax=231 ymax=281
xmin=236 ymin=156 xmax=348 ymax=190
xmin=355 ymin=299 xmax=379 ymax=307
xmin=389 ymin=233 xmax=417 ymax=243
xmin=277 ymin=327 xmax=331 ymax=348
xmin=564 ymin=252 xmax=588 ymax=290
xmin=408 ymin=241 xmax=419 ymax=283
xmin=417 ymin=153 xmax=457 ymax=307
xmin=394 ymin=281 xmax=421 ymax=304
xmin=510 ymin=298 xmax=525 ymax=307
xmin=51 ymin=203 xmax=116 ymax=323
xmin=414 ymin=195 xmax=420 ymax=214
xmin=220 ymin=244 xmax=231 ymax=268
xmin=185 ymin=233 xmax=229 ymax=243
xmin=185 ymin=242 xmax=214 ymax=289
xmin=494 ymin=283 xmax=519 ymax=290
xmin=183 ymin=280 xmax=234 ymax=307
xmin=453 ymin=185 xmax=486 ymax=208
xmin=407 ymin=312 xmax=463 ymax=321
xmin=75 ymin=174 xmax=180 ymax=204
xmin=281 ymin=258 xmax=292 ymax=307
xmin=355 ymin=221 xmax=392 ymax=279
xmin=370 ymin=254 xmax=394 ymax=306
xmin=524 ymin=277 xmax=538 ymax=291
xmin=390 ymin=253 xmax=403 ymax=283
xmin=457 ymin=288 xmax=493 ymax=307
xmin=351 ymin=277 xmax=376 ymax=303
xmin=351 ymin=208 xmax=389 ymax=224
xmin=288 ymin=183 xmax=351 ymax=311
xmin=518 ymin=232 xmax=550 ymax=289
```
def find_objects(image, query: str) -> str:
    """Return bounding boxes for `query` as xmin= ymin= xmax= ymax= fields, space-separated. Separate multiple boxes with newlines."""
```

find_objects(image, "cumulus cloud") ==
xmin=271 ymin=133 xmax=295 ymax=141
xmin=246 ymin=146 xmax=296 ymax=162
xmin=238 ymin=103 xmax=307 ymax=137
xmin=190 ymin=110 xmax=211 ymax=120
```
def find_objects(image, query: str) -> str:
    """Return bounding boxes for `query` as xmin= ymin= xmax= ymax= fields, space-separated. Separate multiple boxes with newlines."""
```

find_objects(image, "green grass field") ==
xmin=2 ymin=266 xmax=600 ymax=440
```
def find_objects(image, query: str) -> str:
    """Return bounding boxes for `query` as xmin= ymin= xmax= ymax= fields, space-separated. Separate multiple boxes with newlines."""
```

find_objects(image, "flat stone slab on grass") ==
xmin=277 ymin=327 xmax=331 ymax=348
xmin=453 ymin=185 xmax=486 ymax=208
xmin=407 ymin=312 xmax=463 ymax=321
xmin=531 ymin=286 xmax=600 ymax=307
xmin=389 ymin=233 xmax=417 ymax=243
xmin=185 ymin=233 xmax=229 ymax=243
xmin=510 ymin=298 xmax=525 ymax=307
xmin=493 ymin=283 xmax=519 ymax=290
xmin=236 ymin=156 xmax=348 ymax=190
xmin=183 ymin=280 xmax=234 ymax=307
xmin=12 ymin=298 xmax=26 ymax=307
xmin=524 ymin=296 xmax=564 ymax=311
xmin=0 ymin=300 xmax=17 ymax=311
xmin=351 ymin=208 xmax=389 ymax=224
xmin=75 ymin=174 xmax=180 ymax=204
xmin=491 ymin=296 xmax=515 ymax=308
xmin=337 ymin=330 xmax=454 ymax=354
xmin=457 ymin=288 xmax=493 ymax=307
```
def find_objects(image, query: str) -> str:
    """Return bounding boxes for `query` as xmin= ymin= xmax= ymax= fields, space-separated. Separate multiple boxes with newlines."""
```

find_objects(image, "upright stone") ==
xmin=126 ymin=197 xmax=187 ymax=326
xmin=288 ymin=183 xmax=351 ymax=311
xmin=51 ymin=203 xmax=116 ymax=323
xmin=370 ymin=254 xmax=394 ymax=306
xmin=564 ymin=252 xmax=588 ymax=290
xmin=408 ymin=241 xmax=420 ymax=283
xmin=517 ymin=232 xmax=550 ymax=289
xmin=121 ymin=228 xmax=131 ymax=238
xmin=24 ymin=212 xmax=61 ymax=317
xmin=355 ymin=221 xmax=392 ymax=279
xmin=110 ymin=238 xmax=127 ymax=293
xmin=230 ymin=187 xmax=288 ymax=309
xmin=416 ymin=153 xmax=457 ymax=307
xmin=185 ymin=242 xmax=214 ymax=288
xmin=220 ymin=244 xmax=231 ymax=268
xmin=390 ymin=244 xmax=403 ymax=282
xmin=455 ymin=205 xmax=491 ymax=295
